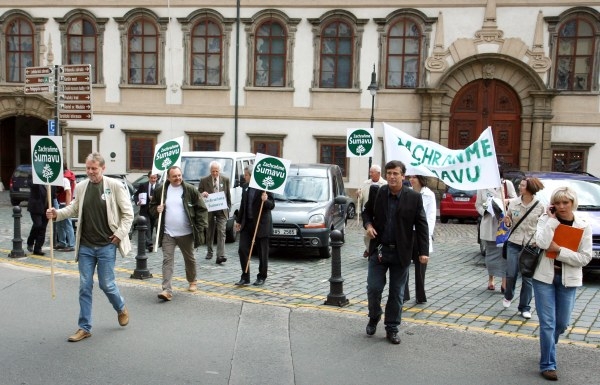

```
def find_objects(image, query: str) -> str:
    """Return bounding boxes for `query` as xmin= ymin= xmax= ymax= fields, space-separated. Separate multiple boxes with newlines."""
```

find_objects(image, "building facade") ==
xmin=0 ymin=1 xmax=599 ymax=191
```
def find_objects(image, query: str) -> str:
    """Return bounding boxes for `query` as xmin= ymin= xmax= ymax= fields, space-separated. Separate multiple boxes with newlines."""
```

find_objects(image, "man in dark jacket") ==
xmin=234 ymin=165 xmax=274 ymax=286
xmin=150 ymin=166 xmax=208 ymax=300
xmin=134 ymin=171 xmax=159 ymax=251
xmin=27 ymin=183 xmax=53 ymax=255
xmin=362 ymin=160 xmax=429 ymax=344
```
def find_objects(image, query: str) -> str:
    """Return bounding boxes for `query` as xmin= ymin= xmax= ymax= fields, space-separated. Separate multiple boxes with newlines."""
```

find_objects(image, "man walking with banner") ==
xmin=234 ymin=164 xmax=274 ymax=286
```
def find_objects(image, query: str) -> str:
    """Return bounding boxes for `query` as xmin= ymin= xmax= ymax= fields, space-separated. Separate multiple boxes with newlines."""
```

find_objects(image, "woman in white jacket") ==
xmin=533 ymin=186 xmax=592 ymax=381
xmin=403 ymin=175 xmax=436 ymax=304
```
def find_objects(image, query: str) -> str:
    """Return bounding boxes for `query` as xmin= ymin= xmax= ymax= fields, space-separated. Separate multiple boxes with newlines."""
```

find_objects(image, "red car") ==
xmin=439 ymin=187 xmax=478 ymax=223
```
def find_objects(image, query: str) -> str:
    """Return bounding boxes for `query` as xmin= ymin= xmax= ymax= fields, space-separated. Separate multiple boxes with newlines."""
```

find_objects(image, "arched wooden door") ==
xmin=449 ymin=79 xmax=521 ymax=168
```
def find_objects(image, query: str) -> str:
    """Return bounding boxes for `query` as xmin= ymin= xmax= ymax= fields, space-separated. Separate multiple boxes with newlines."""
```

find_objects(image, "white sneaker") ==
xmin=521 ymin=311 xmax=532 ymax=319
xmin=502 ymin=298 xmax=512 ymax=308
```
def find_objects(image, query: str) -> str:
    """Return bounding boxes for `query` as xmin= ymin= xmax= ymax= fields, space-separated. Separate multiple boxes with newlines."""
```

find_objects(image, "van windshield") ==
xmin=181 ymin=157 xmax=233 ymax=184
xmin=274 ymin=176 xmax=329 ymax=202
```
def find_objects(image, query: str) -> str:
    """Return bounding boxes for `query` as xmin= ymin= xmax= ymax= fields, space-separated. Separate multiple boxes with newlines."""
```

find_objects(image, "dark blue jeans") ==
xmin=367 ymin=255 xmax=409 ymax=333
xmin=504 ymin=241 xmax=533 ymax=312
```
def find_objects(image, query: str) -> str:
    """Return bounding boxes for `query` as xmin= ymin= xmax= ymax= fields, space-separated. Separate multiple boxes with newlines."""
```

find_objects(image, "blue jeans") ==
xmin=532 ymin=274 xmax=576 ymax=372
xmin=504 ymin=241 xmax=533 ymax=312
xmin=366 ymin=255 xmax=409 ymax=333
xmin=77 ymin=244 xmax=125 ymax=332
xmin=56 ymin=203 xmax=75 ymax=247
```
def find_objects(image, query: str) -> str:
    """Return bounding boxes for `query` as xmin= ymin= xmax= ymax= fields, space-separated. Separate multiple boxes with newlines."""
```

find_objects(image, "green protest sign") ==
xmin=346 ymin=128 xmax=374 ymax=157
xmin=152 ymin=137 xmax=183 ymax=175
xmin=250 ymin=153 xmax=291 ymax=194
xmin=30 ymin=136 xmax=63 ymax=186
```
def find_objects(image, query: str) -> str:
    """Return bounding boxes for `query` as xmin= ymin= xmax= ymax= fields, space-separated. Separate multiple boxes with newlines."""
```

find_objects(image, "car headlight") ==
xmin=305 ymin=214 xmax=326 ymax=228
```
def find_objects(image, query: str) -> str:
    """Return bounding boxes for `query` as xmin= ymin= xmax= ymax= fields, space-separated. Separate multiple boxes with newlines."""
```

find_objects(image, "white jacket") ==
xmin=534 ymin=214 xmax=592 ymax=287
xmin=56 ymin=176 xmax=134 ymax=261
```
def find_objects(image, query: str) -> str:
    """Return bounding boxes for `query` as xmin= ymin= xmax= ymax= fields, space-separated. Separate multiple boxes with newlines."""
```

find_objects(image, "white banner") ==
xmin=203 ymin=191 xmax=228 ymax=212
xmin=383 ymin=123 xmax=501 ymax=190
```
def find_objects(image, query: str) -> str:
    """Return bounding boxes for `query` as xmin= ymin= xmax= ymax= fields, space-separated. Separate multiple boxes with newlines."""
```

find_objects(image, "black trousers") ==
xmin=27 ymin=213 xmax=48 ymax=252
xmin=238 ymin=222 xmax=269 ymax=280
xmin=404 ymin=236 xmax=427 ymax=303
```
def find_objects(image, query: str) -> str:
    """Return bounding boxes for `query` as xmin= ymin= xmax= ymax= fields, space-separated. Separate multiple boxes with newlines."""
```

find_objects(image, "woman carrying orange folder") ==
xmin=533 ymin=186 xmax=592 ymax=381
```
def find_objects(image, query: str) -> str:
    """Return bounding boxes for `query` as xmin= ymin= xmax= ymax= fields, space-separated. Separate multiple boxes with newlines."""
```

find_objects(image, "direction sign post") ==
xmin=24 ymin=66 xmax=54 ymax=94
xmin=57 ymin=64 xmax=93 ymax=121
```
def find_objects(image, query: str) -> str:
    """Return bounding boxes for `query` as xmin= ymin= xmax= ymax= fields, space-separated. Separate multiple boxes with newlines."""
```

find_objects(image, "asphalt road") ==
xmin=1 ymin=191 xmax=599 ymax=384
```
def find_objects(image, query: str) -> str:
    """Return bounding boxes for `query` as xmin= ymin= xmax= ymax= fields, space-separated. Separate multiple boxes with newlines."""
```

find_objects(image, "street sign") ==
xmin=59 ymin=93 xmax=91 ymax=101
xmin=59 ymin=102 xmax=92 ymax=111
xmin=59 ymin=64 xmax=91 ymax=74
xmin=57 ymin=64 xmax=93 ymax=120
xmin=25 ymin=76 xmax=53 ymax=84
xmin=59 ymin=75 xmax=91 ymax=83
xmin=24 ymin=85 xmax=54 ymax=94
xmin=60 ymin=84 xmax=91 ymax=92
xmin=48 ymin=120 xmax=56 ymax=136
xmin=25 ymin=67 xmax=53 ymax=76
xmin=58 ymin=112 xmax=92 ymax=120
xmin=24 ymin=66 xmax=54 ymax=92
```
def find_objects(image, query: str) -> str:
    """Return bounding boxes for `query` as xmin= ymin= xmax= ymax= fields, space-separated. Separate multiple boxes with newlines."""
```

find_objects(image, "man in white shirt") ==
xmin=151 ymin=166 xmax=208 ymax=301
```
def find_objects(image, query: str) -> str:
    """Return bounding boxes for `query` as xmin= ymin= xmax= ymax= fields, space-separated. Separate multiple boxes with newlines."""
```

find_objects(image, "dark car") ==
xmin=9 ymin=164 xmax=32 ymax=206
xmin=270 ymin=163 xmax=349 ymax=258
xmin=439 ymin=187 xmax=478 ymax=223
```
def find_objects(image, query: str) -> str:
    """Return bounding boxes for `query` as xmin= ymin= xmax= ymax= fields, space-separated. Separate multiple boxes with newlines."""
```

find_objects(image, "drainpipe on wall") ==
xmin=234 ymin=0 xmax=240 ymax=151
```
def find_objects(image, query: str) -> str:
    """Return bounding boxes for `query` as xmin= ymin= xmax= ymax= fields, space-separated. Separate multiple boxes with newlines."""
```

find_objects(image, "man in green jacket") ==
xmin=150 ymin=166 xmax=208 ymax=301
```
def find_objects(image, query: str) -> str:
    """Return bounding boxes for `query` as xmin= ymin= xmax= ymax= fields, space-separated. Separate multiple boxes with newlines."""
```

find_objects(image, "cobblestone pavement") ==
xmin=1 ymin=191 xmax=599 ymax=348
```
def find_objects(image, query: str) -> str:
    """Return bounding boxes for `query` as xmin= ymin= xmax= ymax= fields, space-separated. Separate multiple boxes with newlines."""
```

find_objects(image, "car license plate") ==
xmin=454 ymin=197 xmax=469 ymax=202
xmin=593 ymin=250 xmax=600 ymax=259
xmin=20 ymin=188 xmax=30 ymax=192
xmin=273 ymin=228 xmax=297 ymax=236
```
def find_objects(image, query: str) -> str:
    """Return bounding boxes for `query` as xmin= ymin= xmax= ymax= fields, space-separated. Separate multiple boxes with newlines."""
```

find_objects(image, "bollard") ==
xmin=324 ymin=229 xmax=349 ymax=307
xmin=130 ymin=216 xmax=153 ymax=279
xmin=9 ymin=206 xmax=26 ymax=258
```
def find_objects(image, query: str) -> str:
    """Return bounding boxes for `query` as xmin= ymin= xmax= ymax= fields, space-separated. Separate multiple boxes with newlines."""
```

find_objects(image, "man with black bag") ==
xmin=362 ymin=160 xmax=429 ymax=345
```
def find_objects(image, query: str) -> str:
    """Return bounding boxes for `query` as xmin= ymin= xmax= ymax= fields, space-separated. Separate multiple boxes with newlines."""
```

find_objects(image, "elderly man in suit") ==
xmin=134 ymin=171 xmax=159 ymax=252
xmin=198 ymin=160 xmax=231 ymax=264
xmin=362 ymin=160 xmax=429 ymax=345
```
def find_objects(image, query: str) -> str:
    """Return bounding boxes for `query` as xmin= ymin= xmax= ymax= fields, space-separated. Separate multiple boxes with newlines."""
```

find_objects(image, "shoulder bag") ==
xmin=519 ymin=233 xmax=542 ymax=278
xmin=501 ymin=200 xmax=539 ymax=259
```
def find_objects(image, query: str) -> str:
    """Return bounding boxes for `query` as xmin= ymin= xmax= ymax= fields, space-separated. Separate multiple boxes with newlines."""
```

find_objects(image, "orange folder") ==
xmin=546 ymin=224 xmax=584 ymax=259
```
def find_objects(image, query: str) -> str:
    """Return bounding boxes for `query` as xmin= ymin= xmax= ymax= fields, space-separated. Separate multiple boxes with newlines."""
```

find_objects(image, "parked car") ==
xmin=9 ymin=164 xmax=32 ymax=206
xmin=524 ymin=172 xmax=600 ymax=270
xmin=131 ymin=174 xmax=148 ymax=190
xmin=180 ymin=151 xmax=255 ymax=243
xmin=479 ymin=171 xmax=600 ymax=270
xmin=439 ymin=187 xmax=478 ymax=223
xmin=131 ymin=172 xmax=165 ymax=190
xmin=344 ymin=197 xmax=356 ymax=221
xmin=270 ymin=163 xmax=349 ymax=258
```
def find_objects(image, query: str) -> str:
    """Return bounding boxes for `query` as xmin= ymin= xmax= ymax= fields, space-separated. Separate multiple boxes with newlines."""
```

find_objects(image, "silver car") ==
xmin=270 ymin=163 xmax=348 ymax=258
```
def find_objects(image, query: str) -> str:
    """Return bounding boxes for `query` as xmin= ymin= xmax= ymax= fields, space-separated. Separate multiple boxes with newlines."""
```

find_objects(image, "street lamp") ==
xmin=367 ymin=64 xmax=378 ymax=178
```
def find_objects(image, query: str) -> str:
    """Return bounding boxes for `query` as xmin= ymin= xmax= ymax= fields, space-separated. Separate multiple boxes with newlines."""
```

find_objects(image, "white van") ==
xmin=180 ymin=151 xmax=255 ymax=242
